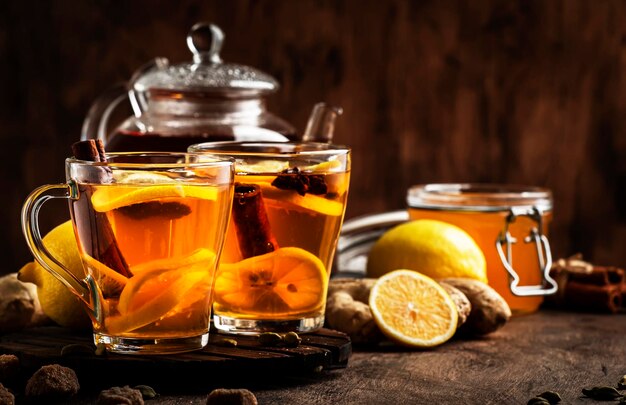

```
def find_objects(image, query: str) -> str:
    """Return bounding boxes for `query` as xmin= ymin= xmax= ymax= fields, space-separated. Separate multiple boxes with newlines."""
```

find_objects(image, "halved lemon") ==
xmin=105 ymin=249 xmax=215 ymax=334
xmin=369 ymin=269 xmax=458 ymax=348
xmin=257 ymin=182 xmax=344 ymax=216
xmin=91 ymin=184 xmax=218 ymax=212
xmin=214 ymin=247 xmax=327 ymax=316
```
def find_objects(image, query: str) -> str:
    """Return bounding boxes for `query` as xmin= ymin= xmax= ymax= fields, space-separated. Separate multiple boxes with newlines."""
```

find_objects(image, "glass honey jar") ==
xmin=407 ymin=184 xmax=557 ymax=314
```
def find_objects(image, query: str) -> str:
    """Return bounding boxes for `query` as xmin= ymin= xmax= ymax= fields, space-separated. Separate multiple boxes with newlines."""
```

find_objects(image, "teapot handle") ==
xmin=80 ymin=83 xmax=128 ymax=143
xmin=81 ymin=58 xmax=169 ymax=144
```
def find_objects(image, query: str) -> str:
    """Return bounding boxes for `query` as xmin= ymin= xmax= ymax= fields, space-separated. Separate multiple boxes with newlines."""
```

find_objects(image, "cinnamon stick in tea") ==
xmin=232 ymin=183 xmax=278 ymax=258
xmin=71 ymin=140 xmax=131 ymax=278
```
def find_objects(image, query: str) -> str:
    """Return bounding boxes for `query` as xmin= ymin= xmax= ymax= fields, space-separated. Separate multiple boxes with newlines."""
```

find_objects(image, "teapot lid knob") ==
xmin=187 ymin=22 xmax=224 ymax=64
xmin=133 ymin=22 xmax=278 ymax=94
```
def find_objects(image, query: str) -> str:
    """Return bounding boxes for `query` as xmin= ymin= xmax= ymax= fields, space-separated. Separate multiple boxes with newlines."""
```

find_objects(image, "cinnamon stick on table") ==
xmin=547 ymin=256 xmax=624 ymax=313
xmin=71 ymin=140 xmax=131 ymax=278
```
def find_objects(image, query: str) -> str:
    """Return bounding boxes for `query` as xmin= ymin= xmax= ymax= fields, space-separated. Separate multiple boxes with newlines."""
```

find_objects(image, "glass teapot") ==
xmin=82 ymin=23 xmax=341 ymax=151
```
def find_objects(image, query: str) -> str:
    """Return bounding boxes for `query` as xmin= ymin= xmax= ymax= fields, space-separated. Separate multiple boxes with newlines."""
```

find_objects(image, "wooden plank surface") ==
xmin=0 ymin=327 xmax=351 ymax=393
xmin=0 ymin=310 xmax=617 ymax=404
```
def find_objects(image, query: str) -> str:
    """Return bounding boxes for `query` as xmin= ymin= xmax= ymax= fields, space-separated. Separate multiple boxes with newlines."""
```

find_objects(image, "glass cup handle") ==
xmin=495 ymin=206 xmax=558 ymax=297
xmin=21 ymin=182 xmax=94 ymax=307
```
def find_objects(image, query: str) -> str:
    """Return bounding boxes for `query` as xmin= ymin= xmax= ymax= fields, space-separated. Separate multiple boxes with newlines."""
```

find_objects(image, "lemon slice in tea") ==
xmin=258 ymin=182 xmax=344 ymax=216
xmin=91 ymin=184 xmax=218 ymax=212
xmin=369 ymin=269 xmax=458 ymax=348
xmin=215 ymin=247 xmax=327 ymax=316
xmin=106 ymin=249 xmax=215 ymax=334
xmin=81 ymin=253 xmax=129 ymax=297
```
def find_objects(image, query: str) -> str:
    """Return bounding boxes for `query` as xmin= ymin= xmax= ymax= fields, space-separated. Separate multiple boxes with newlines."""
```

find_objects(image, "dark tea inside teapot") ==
xmin=82 ymin=23 xmax=299 ymax=152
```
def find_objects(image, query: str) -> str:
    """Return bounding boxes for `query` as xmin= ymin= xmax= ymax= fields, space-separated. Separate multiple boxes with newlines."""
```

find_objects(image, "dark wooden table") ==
xmin=58 ymin=310 xmax=624 ymax=404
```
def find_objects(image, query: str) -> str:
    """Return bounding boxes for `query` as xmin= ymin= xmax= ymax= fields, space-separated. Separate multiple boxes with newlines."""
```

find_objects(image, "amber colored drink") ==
xmin=71 ymin=180 xmax=232 ymax=341
xmin=21 ymin=151 xmax=234 ymax=354
xmin=190 ymin=142 xmax=351 ymax=334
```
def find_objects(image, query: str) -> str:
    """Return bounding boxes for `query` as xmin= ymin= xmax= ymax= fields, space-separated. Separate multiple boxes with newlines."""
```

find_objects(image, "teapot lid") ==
xmin=133 ymin=22 xmax=278 ymax=96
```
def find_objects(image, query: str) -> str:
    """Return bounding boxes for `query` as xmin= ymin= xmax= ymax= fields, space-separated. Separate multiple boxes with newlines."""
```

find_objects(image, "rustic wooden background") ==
xmin=1 ymin=0 xmax=625 ymax=274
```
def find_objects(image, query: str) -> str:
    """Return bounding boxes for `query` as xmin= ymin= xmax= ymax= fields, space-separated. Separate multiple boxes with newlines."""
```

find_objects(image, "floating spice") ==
xmin=271 ymin=167 xmax=327 ymax=196
xmin=71 ymin=140 xmax=132 ymax=278
xmin=232 ymin=184 xmax=278 ymax=258
xmin=117 ymin=201 xmax=192 ymax=220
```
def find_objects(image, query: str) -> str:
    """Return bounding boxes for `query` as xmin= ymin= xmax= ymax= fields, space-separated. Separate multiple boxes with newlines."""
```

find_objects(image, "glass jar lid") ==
xmin=133 ymin=22 xmax=278 ymax=96
xmin=407 ymin=183 xmax=553 ymax=212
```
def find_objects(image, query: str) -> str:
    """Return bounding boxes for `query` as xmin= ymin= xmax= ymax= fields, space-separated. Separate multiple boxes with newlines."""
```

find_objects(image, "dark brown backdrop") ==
xmin=1 ymin=0 xmax=625 ymax=274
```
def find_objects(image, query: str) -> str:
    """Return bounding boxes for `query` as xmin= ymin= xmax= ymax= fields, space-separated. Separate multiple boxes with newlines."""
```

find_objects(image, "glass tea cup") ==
xmin=407 ymin=183 xmax=557 ymax=314
xmin=22 ymin=152 xmax=234 ymax=354
xmin=189 ymin=141 xmax=351 ymax=334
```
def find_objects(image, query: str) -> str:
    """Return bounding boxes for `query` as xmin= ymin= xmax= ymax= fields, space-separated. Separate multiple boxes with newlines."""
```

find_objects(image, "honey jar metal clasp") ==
xmin=496 ymin=206 xmax=558 ymax=296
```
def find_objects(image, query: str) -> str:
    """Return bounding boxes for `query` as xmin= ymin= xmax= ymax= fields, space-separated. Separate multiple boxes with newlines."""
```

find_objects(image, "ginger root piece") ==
xmin=325 ymin=278 xmax=383 ymax=344
xmin=327 ymin=278 xmax=377 ymax=303
xmin=439 ymin=282 xmax=472 ymax=328
xmin=441 ymin=278 xmax=511 ymax=335
xmin=0 ymin=273 xmax=48 ymax=333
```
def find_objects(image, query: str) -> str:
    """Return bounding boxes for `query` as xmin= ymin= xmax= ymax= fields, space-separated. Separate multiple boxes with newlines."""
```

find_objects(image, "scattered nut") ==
xmin=134 ymin=384 xmax=158 ymax=400
xmin=25 ymin=364 xmax=79 ymax=399
xmin=217 ymin=338 xmax=238 ymax=347
xmin=0 ymin=383 xmax=14 ymax=405
xmin=95 ymin=343 xmax=107 ymax=356
xmin=258 ymin=332 xmax=283 ymax=346
xmin=283 ymin=332 xmax=302 ymax=347
xmin=0 ymin=355 xmax=19 ymax=384
xmin=206 ymin=388 xmax=257 ymax=405
xmin=97 ymin=385 xmax=144 ymax=404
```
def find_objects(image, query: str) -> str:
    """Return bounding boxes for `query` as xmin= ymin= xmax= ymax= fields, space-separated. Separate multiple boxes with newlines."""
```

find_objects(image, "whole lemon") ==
xmin=19 ymin=220 xmax=92 ymax=329
xmin=366 ymin=219 xmax=487 ymax=282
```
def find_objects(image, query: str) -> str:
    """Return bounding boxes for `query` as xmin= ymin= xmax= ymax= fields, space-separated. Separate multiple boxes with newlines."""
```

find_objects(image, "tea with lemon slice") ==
xmin=69 ymin=162 xmax=233 ymax=349
xmin=189 ymin=142 xmax=350 ymax=334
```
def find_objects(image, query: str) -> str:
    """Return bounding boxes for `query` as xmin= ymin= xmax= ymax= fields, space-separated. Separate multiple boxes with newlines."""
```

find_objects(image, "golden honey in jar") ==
xmin=407 ymin=184 xmax=556 ymax=315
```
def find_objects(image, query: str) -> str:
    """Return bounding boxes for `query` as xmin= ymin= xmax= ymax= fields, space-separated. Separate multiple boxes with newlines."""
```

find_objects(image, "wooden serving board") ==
xmin=0 ymin=327 xmax=351 ymax=391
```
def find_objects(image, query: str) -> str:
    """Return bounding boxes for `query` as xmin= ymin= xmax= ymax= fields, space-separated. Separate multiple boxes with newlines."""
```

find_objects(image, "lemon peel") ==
xmin=91 ymin=184 xmax=218 ymax=212
xmin=215 ymin=247 xmax=328 ymax=315
xmin=366 ymin=219 xmax=487 ymax=282
xmin=17 ymin=221 xmax=91 ymax=329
